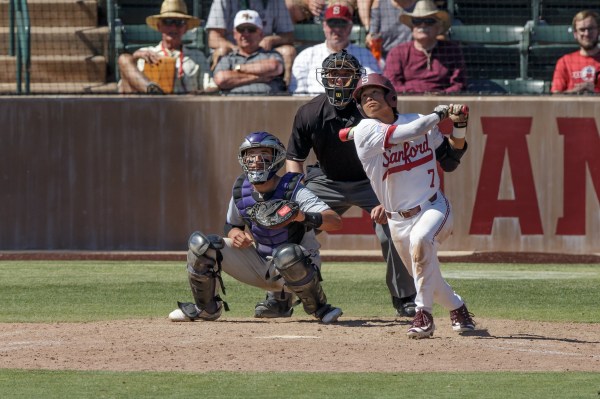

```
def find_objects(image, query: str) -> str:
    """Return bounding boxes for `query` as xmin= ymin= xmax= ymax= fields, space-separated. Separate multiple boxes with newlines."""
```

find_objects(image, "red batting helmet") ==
xmin=352 ymin=73 xmax=397 ymax=117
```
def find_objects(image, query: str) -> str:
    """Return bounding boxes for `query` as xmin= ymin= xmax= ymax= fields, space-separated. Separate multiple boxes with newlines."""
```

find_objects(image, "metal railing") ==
xmin=9 ymin=0 xmax=31 ymax=94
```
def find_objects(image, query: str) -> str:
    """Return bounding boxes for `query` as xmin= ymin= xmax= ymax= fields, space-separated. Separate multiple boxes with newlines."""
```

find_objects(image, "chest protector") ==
xmin=233 ymin=172 xmax=306 ymax=258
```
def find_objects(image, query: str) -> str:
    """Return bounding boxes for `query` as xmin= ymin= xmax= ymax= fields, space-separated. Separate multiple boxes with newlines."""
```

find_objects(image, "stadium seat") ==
xmin=446 ymin=0 xmax=535 ymax=26
xmin=528 ymin=24 xmax=578 ymax=81
xmin=449 ymin=25 xmax=529 ymax=80
xmin=467 ymin=78 xmax=549 ymax=94
xmin=539 ymin=0 xmax=600 ymax=25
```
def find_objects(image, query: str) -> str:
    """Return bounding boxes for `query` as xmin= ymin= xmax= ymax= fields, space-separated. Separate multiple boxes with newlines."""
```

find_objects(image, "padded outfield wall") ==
xmin=1 ymin=96 xmax=599 ymax=255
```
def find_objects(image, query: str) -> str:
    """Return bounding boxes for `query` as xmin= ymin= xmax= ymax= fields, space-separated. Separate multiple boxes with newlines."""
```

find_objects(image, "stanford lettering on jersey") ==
xmin=381 ymin=136 xmax=434 ymax=180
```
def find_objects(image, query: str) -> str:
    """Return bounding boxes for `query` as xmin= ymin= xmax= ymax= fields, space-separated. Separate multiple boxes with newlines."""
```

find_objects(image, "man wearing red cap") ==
xmin=289 ymin=4 xmax=381 ymax=95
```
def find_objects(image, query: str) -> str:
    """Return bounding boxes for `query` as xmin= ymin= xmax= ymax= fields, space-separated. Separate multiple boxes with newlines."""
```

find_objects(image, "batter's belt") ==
xmin=385 ymin=193 xmax=438 ymax=220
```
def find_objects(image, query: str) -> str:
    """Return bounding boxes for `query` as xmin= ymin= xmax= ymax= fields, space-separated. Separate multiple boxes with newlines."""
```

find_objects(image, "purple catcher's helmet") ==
xmin=238 ymin=131 xmax=286 ymax=184
xmin=352 ymin=73 xmax=398 ymax=117
xmin=317 ymin=49 xmax=365 ymax=108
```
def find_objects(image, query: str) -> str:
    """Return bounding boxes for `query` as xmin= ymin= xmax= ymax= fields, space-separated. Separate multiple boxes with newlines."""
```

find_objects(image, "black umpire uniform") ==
xmin=286 ymin=93 xmax=417 ymax=314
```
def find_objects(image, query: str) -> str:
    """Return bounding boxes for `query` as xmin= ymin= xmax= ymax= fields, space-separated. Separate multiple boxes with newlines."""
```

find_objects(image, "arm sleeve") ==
xmin=385 ymin=113 xmax=441 ymax=146
xmin=435 ymin=136 xmax=468 ymax=172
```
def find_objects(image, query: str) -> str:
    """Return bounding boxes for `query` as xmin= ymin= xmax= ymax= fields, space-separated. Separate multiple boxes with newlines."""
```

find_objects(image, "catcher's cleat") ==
xmin=168 ymin=301 xmax=222 ymax=322
xmin=407 ymin=310 xmax=435 ymax=339
xmin=254 ymin=296 xmax=294 ymax=318
xmin=315 ymin=304 xmax=343 ymax=324
xmin=450 ymin=304 xmax=476 ymax=332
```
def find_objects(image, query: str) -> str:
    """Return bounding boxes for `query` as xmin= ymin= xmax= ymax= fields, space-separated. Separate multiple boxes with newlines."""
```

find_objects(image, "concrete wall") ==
xmin=1 ymin=95 xmax=599 ymax=254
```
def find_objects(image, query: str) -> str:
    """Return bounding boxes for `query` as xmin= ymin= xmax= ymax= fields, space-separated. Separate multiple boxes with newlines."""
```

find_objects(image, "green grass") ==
xmin=0 ymin=370 xmax=599 ymax=399
xmin=1 ymin=261 xmax=599 ymax=398
xmin=1 ymin=261 xmax=599 ymax=322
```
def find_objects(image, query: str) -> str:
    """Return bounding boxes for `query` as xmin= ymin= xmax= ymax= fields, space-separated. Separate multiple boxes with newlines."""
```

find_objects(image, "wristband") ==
xmin=452 ymin=126 xmax=466 ymax=139
xmin=303 ymin=212 xmax=323 ymax=229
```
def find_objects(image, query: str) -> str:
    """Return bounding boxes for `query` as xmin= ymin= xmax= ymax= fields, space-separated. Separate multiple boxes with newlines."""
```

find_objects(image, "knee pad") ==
xmin=188 ymin=231 xmax=224 ymax=257
xmin=273 ymin=244 xmax=327 ymax=315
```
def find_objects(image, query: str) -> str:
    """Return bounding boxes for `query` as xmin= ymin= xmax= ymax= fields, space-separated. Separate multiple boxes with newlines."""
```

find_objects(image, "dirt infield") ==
xmin=1 ymin=317 xmax=598 ymax=373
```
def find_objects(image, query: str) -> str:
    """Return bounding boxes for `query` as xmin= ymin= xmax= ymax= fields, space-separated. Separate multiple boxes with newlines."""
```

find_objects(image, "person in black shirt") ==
xmin=285 ymin=50 xmax=418 ymax=318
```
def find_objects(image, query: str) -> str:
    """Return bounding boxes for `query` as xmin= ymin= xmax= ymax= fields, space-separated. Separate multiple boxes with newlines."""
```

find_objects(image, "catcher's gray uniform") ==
xmin=220 ymin=184 xmax=328 ymax=290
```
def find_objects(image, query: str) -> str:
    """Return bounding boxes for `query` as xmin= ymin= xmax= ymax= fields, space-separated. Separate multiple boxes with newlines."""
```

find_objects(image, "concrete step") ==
xmin=0 ymin=81 xmax=117 ymax=94
xmin=0 ymin=54 xmax=107 ymax=83
xmin=0 ymin=26 xmax=109 ymax=56
xmin=0 ymin=0 xmax=98 ymax=28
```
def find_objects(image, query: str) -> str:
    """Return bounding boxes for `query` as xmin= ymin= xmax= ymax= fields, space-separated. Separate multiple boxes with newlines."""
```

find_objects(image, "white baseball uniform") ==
xmin=352 ymin=112 xmax=465 ymax=314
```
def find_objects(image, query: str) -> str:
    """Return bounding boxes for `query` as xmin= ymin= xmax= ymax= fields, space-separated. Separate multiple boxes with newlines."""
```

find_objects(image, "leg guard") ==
xmin=183 ymin=231 xmax=228 ymax=320
xmin=273 ymin=244 xmax=341 ymax=323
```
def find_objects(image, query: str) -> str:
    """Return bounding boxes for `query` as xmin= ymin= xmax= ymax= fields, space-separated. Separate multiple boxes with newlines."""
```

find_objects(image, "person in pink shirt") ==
xmin=383 ymin=0 xmax=465 ymax=94
xmin=552 ymin=10 xmax=600 ymax=94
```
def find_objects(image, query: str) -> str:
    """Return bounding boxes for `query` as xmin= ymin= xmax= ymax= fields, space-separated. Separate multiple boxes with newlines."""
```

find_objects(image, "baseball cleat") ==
xmin=316 ymin=304 xmax=343 ymax=324
xmin=450 ymin=304 xmax=475 ymax=332
xmin=254 ymin=297 xmax=294 ymax=318
xmin=168 ymin=301 xmax=222 ymax=322
xmin=407 ymin=310 xmax=435 ymax=339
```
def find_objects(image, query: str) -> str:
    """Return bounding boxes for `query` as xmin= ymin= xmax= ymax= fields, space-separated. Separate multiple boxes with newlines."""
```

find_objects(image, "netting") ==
xmin=1 ymin=0 xmax=598 ymax=95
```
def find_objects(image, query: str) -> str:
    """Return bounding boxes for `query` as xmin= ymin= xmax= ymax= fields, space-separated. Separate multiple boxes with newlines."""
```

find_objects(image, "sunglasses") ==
xmin=411 ymin=17 xmax=438 ymax=26
xmin=236 ymin=26 xmax=258 ymax=34
xmin=326 ymin=19 xmax=350 ymax=29
xmin=161 ymin=18 xmax=187 ymax=27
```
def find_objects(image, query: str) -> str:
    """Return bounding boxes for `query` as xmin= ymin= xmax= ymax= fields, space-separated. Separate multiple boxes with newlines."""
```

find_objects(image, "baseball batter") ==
xmin=342 ymin=73 xmax=475 ymax=338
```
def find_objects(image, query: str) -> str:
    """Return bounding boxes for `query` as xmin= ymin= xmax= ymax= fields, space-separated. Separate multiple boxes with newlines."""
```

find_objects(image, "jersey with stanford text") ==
xmin=353 ymin=113 xmax=444 ymax=212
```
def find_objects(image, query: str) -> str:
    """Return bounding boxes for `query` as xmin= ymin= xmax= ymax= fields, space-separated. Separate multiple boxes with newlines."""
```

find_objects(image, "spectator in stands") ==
xmin=367 ymin=0 xmax=416 ymax=63
xmin=206 ymin=0 xmax=296 ymax=87
xmin=552 ymin=10 xmax=600 ymax=94
xmin=287 ymin=0 xmax=370 ymax=28
xmin=289 ymin=4 xmax=381 ymax=95
xmin=383 ymin=0 xmax=465 ymax=93
xmin=213 ymin=10 xmax=287 ymax=95
xmin=117 ymin=0 xmax=213 ymax=94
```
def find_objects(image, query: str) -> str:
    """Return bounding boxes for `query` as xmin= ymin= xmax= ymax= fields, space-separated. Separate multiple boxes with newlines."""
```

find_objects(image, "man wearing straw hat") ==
xmin=383 ymin=0 xmax=466 ymax=93
xmin=118 ymin=0 xmax=213 ymax=94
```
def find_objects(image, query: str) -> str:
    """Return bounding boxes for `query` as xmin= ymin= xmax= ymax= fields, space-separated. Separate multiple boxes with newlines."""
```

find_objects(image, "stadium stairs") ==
xmin=0 ymin=0 xmax=117 ymax=94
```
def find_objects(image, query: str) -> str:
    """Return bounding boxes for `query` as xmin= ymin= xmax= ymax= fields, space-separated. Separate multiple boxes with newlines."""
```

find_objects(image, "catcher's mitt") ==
xmin=247 ymin=199 xmax=300 ymax=229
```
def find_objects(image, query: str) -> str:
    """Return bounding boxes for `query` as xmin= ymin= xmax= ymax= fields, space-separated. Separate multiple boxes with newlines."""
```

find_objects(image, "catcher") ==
xmin=341 ymin=73 xmax=475 ymax=339
xmin=168 ymin=131 xmax=344 ymax=324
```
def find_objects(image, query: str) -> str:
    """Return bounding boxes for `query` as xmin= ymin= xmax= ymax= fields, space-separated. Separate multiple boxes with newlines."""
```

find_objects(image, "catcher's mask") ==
xmin=317 ymin=50 xmax=364 ymax=108
xmin=352 ymin=73 xmax=398 ymax=118
xmin=238 ymin=131 xmax=286 ymax=184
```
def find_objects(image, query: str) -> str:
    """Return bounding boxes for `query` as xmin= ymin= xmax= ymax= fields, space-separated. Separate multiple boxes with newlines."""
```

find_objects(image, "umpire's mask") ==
xmin=317 ymin=50 xmax=364 ymax=108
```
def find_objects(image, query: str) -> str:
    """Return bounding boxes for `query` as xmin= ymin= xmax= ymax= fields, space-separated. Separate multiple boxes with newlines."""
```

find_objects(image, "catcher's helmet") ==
xmin=317 ymin=50 xmax=364 ymax=108
xmin=238 ymin=131 xmax=286 ymax=184
xmin=352 ymin=73 xmax=398 ymax=117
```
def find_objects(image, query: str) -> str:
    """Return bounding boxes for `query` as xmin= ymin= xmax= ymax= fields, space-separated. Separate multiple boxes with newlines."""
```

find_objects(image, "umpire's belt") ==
xmin=385 ymin=193 xmax=437 ymax=220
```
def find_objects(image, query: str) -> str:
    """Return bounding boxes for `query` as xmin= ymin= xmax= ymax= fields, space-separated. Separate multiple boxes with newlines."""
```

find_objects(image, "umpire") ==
xmin=286 ymin=50 xmax=417 ymax=317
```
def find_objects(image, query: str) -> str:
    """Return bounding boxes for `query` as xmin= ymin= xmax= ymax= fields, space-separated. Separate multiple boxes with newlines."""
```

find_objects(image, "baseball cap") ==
xmin=234 ymin=9 xmax=263 ymax=29
xmin=324 ymin=5 xmax=353 ymax=22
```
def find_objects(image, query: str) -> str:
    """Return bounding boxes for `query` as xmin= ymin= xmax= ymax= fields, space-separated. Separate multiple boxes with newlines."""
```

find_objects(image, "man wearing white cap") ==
xmin=213 ymin=10 xmax=287 ymax=95
xmin=118 ymin=0 xmax=212 ymax=94
xmin=289 ymin=4 xmax=381 ymax=95
xmin=206 ymin=0 xmax=296 ymax=86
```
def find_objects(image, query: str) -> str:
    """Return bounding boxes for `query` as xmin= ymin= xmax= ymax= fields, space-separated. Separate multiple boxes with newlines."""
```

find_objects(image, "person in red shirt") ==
xmin=552 ymin=10 xmax=600 ymax=94
xmin=383 ymin=0 xmax=466 ymax=94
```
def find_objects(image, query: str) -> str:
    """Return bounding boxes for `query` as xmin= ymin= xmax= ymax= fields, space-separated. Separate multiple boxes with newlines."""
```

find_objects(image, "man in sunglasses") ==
xmin=383 ymin=0 xmax=466 ymax=94
xmin=118 ymin=0 xmax=212 ymax=94
xmin=205 ymin=0 xmax=296 ymax=87
xmin=289 ymin=4 xmax=381 ymax=95
xmin=213 ymin=10 xmax=287 ymax=95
